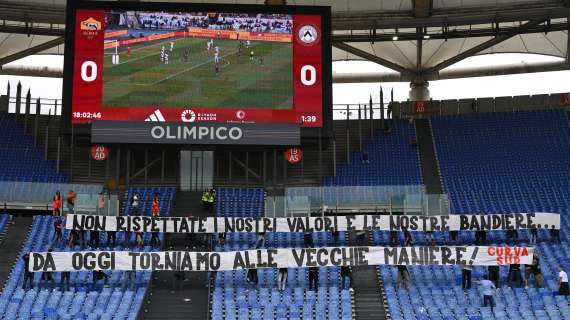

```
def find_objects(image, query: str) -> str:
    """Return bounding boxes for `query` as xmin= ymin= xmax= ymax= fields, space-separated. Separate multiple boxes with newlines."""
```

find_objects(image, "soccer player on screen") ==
xmin=250 ymin=51 xmax=254 ymax=61
xmin=183 ymin=49 xmax=189 ymax=63
xmin=169 ymin=41 xmax=174 ymax=52
xmin=164 ymin=52 xmax=169 ymax=65
xmin=214 ymin=51 xmax=220 ymax=74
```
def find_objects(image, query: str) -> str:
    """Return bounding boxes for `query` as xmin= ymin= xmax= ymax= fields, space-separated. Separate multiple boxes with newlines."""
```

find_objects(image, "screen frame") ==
xmin=62 ymin=1 xmax=332 ymax=139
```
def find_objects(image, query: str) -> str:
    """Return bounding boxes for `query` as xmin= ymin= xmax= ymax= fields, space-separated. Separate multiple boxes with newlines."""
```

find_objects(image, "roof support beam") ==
xmin=332 ymin=23 xmax=568 ymax=42
xmin=333 ymin=61 xmax=570 ymax=83
xmin=0 ymin=36 xmax=64 ymax=66
xmin=416 ymin=28 xmax=423 ymax=73
xmin=424 ymin=20 xmax=545 ymax=73
xmin=0 ymin=23 xmax=64 ymax=36
xmin=333 ymin=3 xmax=568 ymax=30
xmin=333 ymin=42 xmax=414 ymax=76
xmin=567 ymin=17 xmax=570 ymax=64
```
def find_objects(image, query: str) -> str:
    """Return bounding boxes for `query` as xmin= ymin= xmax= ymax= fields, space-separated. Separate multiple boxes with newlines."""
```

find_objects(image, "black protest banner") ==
xmin=29 ymin=245 xmax=533 ymax=272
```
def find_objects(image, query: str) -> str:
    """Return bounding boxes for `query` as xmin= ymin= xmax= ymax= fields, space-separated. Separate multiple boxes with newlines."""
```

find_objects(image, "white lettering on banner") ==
xmin=28 ymin=246 xmax=534 ymax=272
xmin=149 ymin=126 xmax=243 ymax=140
xmin=66 ymin=213 xmax=560 ymax=233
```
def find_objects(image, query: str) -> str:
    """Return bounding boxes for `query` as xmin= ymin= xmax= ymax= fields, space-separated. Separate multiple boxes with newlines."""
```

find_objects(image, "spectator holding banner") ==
xmin=462 ymin=264 xmax=472 ymax=290
xmin=40 ymin=249 xmax=55 ymax=290
xmin=530 ymin=226 xmax=538 ymax=244
xmin=246 ymin=268 xmax=258 ymax=285
xmin=403 ymin=228 xmax=413 ymax=247
xmin=92 ymin=270 xmax=110 ymax=290
xmin=107 ymin=230 xmax=116 ymax=248
xmin=90 ymin=230 xmax=100 ymax=248
xmin=53 ymin=217 xmax=62 ymax=244
xmin=277 ymin=267 xmax=288 ymax=291
xmin=397 ymin=265 xmax=410 ymax=289
xmin=22 ymin=253 xmax=33 ymax=290
xmin=507 ymin=263 xmax=523 ymax=287
xmin=525 ymin=252 xmax=544 ymax=288
xmin=60 ymin=271 xmax=70 ymax=291
xmin=308 ymin=267 xmax=319 ymax=291
xmin=551 ymin=228 xmax=561 ymax=244
xmin=559 ymin=265 xmax=569 ymax=296
xmin=131 ymin=193 xmax=140 ymax=215
xmin=488 ymin=265 xmax=500 ymax=288
xmin=340 ymin=266 xmax=353 ymax=291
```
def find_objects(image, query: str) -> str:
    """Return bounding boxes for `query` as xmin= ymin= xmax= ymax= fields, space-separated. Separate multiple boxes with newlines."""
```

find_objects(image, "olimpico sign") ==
xmin=91 ymin=121 xmax=300 ymax=146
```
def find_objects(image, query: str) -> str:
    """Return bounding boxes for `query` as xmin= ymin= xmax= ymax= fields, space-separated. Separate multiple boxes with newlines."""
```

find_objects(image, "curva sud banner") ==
xmin=90 ymin=121 xmax=300 ymax=145
xmin=66 ymin=212 xmax=560 ymax=234
xmin=29 ymin=246 xmax=533 ymax=272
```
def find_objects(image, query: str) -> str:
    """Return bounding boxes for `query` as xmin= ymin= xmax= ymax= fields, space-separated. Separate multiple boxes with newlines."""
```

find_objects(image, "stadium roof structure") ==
xmin=0 ymin=0 xmax=569 ymax=83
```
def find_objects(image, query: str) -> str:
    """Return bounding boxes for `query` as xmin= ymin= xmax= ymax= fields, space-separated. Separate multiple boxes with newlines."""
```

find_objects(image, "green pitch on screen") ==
xmin=102 ymin=37 xmax=293 ymax=110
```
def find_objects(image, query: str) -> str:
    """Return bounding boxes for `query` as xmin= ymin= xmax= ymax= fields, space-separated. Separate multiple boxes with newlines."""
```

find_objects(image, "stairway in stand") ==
xmin=142 ymin=190 xmax=213 ymax=320
xmin=0 ymin=216 xmax=33 ymax=288
xmin=415 ymin=118 xmax=444 ymax=194
xmin=349 ymin=231 xmax=390 ymax=320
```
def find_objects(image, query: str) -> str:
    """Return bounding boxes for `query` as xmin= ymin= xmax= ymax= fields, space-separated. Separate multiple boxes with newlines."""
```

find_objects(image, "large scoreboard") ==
xmin=64 ymin=1 xmax=331 ymax=142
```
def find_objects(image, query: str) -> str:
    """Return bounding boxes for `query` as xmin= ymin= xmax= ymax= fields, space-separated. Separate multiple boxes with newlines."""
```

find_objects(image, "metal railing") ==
xmin=265 ymin=186 xmax=450 ymax=217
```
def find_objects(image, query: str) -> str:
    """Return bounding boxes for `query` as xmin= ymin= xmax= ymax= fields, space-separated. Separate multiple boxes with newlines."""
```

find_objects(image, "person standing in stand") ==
xmin=97 ymin=192 xmax=106 ymax=215
xmin=480 ymin=275 xmax=496 ymax=311
xmin=397 ymin=265 xmax=410 ymax=289
xmin=308 ymin=267 xmax=319 ymax=291
xmin=340 ymin=266 xmax=353 ymax=291
xmin=462 ymin=264 xmax=472 ymax=289
xmin=53 ymin=217 xmax=62 ymax=244
xmin=52 ymin=191 xmax=62 ymax=216
xmin=403 ymin=228 xmax=413 ymax=246
xmin=488 ymin=265 xmax=500 ymax=288
xmin=559 ymin=265 xmax=569 ymax=296
xmin=278 ymin=268 xmax=288 ymax=291
xmin=22 ymin=253 xmax=34 ymax=289
xmin=60 ymin=271 xmax=70 ymax=291
xmin=150 ymin=194 xmax=161 ymax=247
xmin=66 ymin=190 xmax=76 ymax=215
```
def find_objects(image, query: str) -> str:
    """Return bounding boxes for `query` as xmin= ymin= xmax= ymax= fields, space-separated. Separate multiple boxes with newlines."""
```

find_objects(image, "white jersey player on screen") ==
xmin=215 ymin=46 xmax=220 ymax=55
xmin=207 ymin=39 xmax=214 ymax=51
xmin=164 ymin=52 xmax=169 ymax=65
xmin=160 ymin=46 xmax=165 ymax=61
xmin=169 ymin=41 xmax=174 ymax=52
xmin=246 ymin=40 xmax=251 ymax=48
xmin=214 ymin=51 xmax=220 ymax=64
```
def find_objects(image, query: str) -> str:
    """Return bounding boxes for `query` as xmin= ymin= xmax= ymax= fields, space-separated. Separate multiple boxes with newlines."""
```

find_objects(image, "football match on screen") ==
xmin=102 ymin=11 xmax=293 ymax=110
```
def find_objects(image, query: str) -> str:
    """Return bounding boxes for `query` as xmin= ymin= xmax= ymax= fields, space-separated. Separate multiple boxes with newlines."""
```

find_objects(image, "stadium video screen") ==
xmin=66 ymin=2 xmax=330 ymax=128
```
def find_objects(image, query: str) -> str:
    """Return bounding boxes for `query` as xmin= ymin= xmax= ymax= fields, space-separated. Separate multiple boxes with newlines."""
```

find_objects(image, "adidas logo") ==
xmin=144 ymin=109 xmax=166 ymax=122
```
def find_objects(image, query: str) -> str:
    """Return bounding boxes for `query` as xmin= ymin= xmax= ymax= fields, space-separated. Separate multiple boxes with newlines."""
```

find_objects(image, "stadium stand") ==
xmin=212 ymin=187 xmax=353 ymax=320
xmin=122 ymin=187 xmax=176 ymax=216
xmin=0 ymin=113 xmax=67 ymax=183
xmin=0 ymin=187 xmax=175 ymax=320
xmin=0 ymin=215 xmax=150 ymax=320
xmin=376 ymin=109 xmax=570 ymax=320
xmin=323 ymin=120 xmax=422 ymax=186
xmin=215 ymin=187 xmax=265 ymax=218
